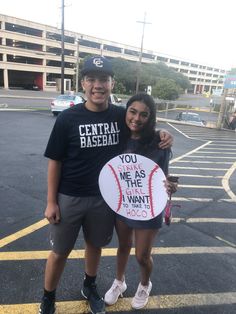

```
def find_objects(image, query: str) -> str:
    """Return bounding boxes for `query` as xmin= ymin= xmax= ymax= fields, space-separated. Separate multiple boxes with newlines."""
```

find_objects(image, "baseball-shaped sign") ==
xmin=98 ymin=153 xmax=168 ymax=221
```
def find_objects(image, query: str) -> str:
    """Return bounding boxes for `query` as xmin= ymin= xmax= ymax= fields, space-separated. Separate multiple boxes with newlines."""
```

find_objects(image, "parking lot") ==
xmin=0 ymin=106 xmax=236 ymax=313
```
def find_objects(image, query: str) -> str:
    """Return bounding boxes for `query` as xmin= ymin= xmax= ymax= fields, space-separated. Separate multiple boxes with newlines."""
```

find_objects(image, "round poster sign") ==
xmin=98 ymin=153 xmax=168 ymax=221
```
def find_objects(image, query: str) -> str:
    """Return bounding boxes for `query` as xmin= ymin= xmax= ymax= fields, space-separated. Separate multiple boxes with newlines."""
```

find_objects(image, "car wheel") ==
xmin=52 ymin=112 xmax=58 ymax=116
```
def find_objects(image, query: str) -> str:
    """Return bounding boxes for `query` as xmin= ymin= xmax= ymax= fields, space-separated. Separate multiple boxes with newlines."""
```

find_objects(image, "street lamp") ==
xmin=61 ymin=0 xmax=65 ymax=94
xmin=75 ymin=38 xmax=80 ymax=93
xmin=135 ymin=12 xmax=151 ymax=94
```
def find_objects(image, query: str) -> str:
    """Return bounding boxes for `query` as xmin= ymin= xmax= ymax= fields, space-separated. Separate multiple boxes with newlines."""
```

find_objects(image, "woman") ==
xmin=104 ymin=93 xmax=177 ymax=310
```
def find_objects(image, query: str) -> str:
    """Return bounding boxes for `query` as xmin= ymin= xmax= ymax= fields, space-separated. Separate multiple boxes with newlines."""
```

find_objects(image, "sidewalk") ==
xmin=0 ymin=88 xmax=59 ymax=99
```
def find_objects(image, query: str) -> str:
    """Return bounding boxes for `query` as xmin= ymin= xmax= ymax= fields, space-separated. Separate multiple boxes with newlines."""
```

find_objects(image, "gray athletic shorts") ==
xmin=49 ymin=193 xmax=115 ymax=254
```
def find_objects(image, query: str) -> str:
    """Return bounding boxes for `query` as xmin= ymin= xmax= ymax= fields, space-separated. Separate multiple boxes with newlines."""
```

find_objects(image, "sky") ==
xmin=1 ymin=0 xmax=236 ymax=70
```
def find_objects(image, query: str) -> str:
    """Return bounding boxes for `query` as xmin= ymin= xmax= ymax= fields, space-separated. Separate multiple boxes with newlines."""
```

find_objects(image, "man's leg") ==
xmin=45 ymin=251 xmax=69 ymax=291
xmin=81 ymin=196 xmax=115 ymax=313
xmin=84 ymin=241 xmax=101 ymax=276
xmin=39 ymin=251 xmax=70 ymax=314
xmin=81 ymin=241 xmax=105 ymax=314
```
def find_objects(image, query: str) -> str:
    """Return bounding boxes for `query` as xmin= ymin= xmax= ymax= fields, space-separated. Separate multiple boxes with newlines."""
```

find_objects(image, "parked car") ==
xmin=50 ymin=93 xmax=86 ymax=116
xmin=109 ymin=94 xmax=126 ymax=108
xmin=175 ymin=112 xmax=205 ymax=126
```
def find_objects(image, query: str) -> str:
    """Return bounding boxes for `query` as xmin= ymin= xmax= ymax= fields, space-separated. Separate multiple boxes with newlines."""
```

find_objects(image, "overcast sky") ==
xmin=1 ymin=0 xmax=236 ymax=70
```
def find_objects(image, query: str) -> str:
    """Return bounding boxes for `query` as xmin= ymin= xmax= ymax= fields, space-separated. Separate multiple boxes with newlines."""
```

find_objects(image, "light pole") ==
xmin=217 ymin=88 xmax=228 ymax=129
xmin=135 ymin=12 xmax=151 ymax=94
xmin=61 ymin=0 xmax=65 ymax=94
xmin=75 ymin=38 xmax=80 ymax=93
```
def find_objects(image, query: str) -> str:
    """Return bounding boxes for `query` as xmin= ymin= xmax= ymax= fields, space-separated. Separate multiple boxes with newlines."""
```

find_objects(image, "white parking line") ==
xmin=179 ymin=184 xmax=223 ymax=189
xmin=173 ymin=160 xmax=232 ymax=164
xmin=170 ymin=166 xmax=229 ymax=171
xmin=172 ymin=197 xmax=235 ymax=202
xmin=222 ymin=161 xmax=236 ymax=201
xmin=187 ymin=155 xmax=236 ymax=159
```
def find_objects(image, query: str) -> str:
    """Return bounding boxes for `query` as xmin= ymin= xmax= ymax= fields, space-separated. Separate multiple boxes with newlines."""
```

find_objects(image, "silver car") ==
xmin=50 ymin=93 xmax=85 ymax=116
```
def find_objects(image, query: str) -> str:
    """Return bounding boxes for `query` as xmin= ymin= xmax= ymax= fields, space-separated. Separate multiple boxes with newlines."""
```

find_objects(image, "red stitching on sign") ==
xmin=108 ymin=164 xmax=122 ymax=212
xmin=148 ymin=165 xmax=159 ymax=217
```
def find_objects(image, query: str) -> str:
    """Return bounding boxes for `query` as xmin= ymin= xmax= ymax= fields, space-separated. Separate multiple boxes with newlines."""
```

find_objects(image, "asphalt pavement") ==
xmin=0 ymin=91 xmax=236 ymax=314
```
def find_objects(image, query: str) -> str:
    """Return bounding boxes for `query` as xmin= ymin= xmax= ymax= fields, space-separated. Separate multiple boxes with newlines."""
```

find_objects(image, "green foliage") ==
xmin=113 ymin=80 xmax=126 ymax=94
xmin=78 ymin=55 xmax=191 ymax=98
xmin=152 ymin=78 xmax=181 ymax=100
xmin=111 ymin=58 xmax=136 ymax=94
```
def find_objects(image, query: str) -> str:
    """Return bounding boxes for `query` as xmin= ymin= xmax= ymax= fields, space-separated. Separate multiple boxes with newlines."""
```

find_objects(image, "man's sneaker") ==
xmin=38 ymin=296 xmax=56 ymax=314
xmin=104 ymin=279 xmax=127 ymax=305
xmin=131 ymin=281 xmax=152 ymax=309
xmin=81 ymin=283 xmax=106 ymax=314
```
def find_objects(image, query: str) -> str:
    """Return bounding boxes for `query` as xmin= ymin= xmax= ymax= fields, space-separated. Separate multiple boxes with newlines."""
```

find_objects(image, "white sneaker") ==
xmin=104 ymin=279 xmax=127 ymax=305
xmin=131 ymin=281 xmax=152 ymax=309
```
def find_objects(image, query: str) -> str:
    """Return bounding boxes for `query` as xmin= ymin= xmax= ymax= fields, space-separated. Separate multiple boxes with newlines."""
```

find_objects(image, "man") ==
xmin=39 ymin=56 xmax=173 ymax=314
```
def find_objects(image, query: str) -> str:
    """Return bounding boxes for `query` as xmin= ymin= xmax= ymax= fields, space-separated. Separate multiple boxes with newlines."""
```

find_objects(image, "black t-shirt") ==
xmin=45 ymin=103 xmax=126 ymax=196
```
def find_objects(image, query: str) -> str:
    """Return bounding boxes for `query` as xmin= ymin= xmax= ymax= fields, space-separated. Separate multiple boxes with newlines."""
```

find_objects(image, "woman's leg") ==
xmin=104 ymin=219 xmax=133 ymax=305
xmin=134 ymin=229 xmax=159 ymax=285
xmin=115 ymin=218 xmax=133 ymax=280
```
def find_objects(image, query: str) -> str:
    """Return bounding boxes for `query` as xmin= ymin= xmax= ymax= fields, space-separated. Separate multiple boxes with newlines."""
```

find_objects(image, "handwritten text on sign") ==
xmin=99 ymin=154 xmax=168 ymax=221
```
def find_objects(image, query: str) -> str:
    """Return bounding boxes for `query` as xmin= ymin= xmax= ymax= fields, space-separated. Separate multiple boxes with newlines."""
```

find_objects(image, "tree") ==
xmin=79 ymin=55 xmax=191 ymax=97
xmin=111 ymin=58 xmax=136 ymax=94
xmin=152 ymin=78 xmax=181 ymax=100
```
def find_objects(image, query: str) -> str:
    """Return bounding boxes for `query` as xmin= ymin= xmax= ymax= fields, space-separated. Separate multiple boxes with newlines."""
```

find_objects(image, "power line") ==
xmin=135 ymin=12 xmax=151 ymax=94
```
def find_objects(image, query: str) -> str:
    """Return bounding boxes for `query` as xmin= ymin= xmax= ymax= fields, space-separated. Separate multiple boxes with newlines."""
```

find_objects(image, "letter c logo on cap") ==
xmin=93 ymin=58 xmax=103 ymax=68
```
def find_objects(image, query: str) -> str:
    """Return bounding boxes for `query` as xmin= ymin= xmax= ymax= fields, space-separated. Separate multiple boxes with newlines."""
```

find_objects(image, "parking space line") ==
xmin=172 ymin=160 xmax=232 ymax=164
xmin=197 ymin=151 xmax=236 ymax=154
xmin=186 ymin=218 xmax=236 ymax=223
xmin=187 ymin=155 xmax=236 ymax=159
xmin=1 ymin=292 xmax=236 ymax=313
xmin=170 ymin=141 xmax=212 ymax=164
xmin=0 ymin=219 xmax=48 ymax=248
xmin=172 ymin=197 xmax=235 ymax=202
xmin=179 ymin=184 xmax=223 ymax=189
xmin=222 ymin=161 xmax=236 ymax=201
xmin=171 ymin=173 xmax=223 ymax=178
xmin=170 ymin=166 xmax=229 ymax=170
xmin=0 ymin=246 xmax=235 ymax=261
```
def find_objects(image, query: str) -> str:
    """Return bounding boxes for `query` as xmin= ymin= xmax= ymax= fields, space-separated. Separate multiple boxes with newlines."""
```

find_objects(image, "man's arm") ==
xmin=44 ymin=159 xmax=62 ymax=224
xmin=158 ymin=129 xmax=173 ymax=149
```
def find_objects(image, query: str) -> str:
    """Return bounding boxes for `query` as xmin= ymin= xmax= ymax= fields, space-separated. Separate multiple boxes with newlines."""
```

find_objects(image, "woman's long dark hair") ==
xmin=126 ymin=93 xmax=160 ymax=154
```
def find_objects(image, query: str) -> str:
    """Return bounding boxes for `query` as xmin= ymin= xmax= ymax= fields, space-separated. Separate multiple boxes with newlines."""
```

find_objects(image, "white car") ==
xmin=175 ymin=112 xmax=205 ymax=126
xmin=109 ymin=94 xmax=125 ymax=108
xmin=50 ymin=93 xmax=86 ymax=116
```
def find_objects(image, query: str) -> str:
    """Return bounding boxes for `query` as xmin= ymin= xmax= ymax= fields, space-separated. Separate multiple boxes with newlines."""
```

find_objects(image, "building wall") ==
xmin=0 ymin=14 xmax=226 ymax=93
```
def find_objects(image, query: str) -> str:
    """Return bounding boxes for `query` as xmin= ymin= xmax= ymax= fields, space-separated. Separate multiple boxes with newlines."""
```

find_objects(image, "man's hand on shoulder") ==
xmin=158 ymin=129 xmax=173 ymax=149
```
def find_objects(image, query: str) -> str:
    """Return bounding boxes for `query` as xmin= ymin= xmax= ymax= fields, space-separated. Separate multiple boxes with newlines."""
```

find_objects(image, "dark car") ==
xmin=24 ymin=84 xmax=40 ymax=91
xmin=175 ymin=112 xmax=205 ymax=126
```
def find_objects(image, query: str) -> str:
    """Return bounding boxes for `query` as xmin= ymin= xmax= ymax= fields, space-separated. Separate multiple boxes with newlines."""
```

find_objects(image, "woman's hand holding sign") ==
xmin=165 ymin=175 xmax=179 ymax=195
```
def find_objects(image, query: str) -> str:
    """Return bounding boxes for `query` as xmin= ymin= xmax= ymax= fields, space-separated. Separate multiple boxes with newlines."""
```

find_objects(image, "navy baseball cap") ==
xmin=81 ymin=56 xmax=114 ymax=77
